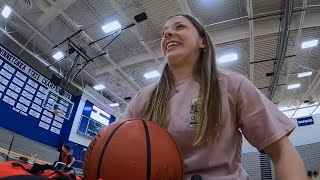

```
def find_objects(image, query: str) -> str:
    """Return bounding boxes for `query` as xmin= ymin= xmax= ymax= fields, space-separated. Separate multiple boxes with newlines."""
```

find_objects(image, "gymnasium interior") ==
xmin=0 ymin=0 xmax=320 ymax=179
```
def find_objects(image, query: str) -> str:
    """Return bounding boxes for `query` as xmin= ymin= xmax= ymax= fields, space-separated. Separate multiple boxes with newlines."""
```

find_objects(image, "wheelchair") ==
xmin=53 ymin=161 xmax=76 ymax=175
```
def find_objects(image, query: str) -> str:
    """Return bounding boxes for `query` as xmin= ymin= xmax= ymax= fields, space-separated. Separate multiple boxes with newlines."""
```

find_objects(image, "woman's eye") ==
xmin=162 ymin=30 xmax=167 ymax=36
xmin=177 ymin=25 xmax=184 ymax=29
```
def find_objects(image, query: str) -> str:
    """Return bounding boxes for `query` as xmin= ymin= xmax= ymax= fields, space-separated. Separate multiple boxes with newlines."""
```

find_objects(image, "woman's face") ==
xmin=161 ymin=16 xmax=204 ymax=67
xmin=62 ymin=146 xmax=66 ymax=152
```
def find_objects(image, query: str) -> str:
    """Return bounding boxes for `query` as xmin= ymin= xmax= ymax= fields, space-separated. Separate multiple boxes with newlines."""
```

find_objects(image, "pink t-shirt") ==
xmin=122 ymin=71 xmax=295 ymax=179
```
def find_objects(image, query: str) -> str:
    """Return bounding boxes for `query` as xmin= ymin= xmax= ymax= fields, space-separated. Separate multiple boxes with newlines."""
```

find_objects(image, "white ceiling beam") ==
xmin=94 ymin=46 xmax=162 ymax=75
xmin=36 ymin=0 xmax=77 ymax=27
xmin=210 ymin=11 xmax=320 ymax=44
xmin=246 ymin=0 xmax=254 ymax=82
xmin=311 ymin=102 xmax=320 ymax=115
xmin=281 ymin=103 xmax=320 ymax=113
xmin=94 ymin=11 xmax=320 ymax=75
xmin=177 ymin=0 xmax=193 ymax=15
xmin=17 ymin=0 xmax=76 ymax=55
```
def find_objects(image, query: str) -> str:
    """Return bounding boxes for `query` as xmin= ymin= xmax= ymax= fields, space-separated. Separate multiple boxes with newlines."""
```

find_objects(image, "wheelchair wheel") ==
xmin=60 ymin=164 xmax=76 ymax=175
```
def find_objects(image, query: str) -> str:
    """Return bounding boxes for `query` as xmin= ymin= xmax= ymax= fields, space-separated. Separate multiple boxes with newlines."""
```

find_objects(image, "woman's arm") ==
xmin=67 ymin=157 xmax=75 ymax=168
xmin=263 ymin=136 xmax=307 ymax=180
xmin=233 ymin=75 xmax=306 ymax=179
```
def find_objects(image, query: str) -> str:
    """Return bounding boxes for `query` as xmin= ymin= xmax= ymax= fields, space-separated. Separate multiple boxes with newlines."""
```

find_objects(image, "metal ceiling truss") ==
xmin=108 ymin=0 xmax=160 ymax=66
xmin=246 ymin=0 xmax=255 ymax=82
xmin=285 ymin=28 xmax=317 ymax=109
xmin=290 ymin=69 xmax=320 ymax=118
xmin=0 ymin=26 xmax=123 ymax=116
xmin=278 ymin=0 xmax=310 ymax=107
xmin=267 ymin=0 xmax=294 ymax=100
xmin=0 ymin=0 xmax=128 ymax=106
xmin=45 ymin=0 xmax=142 ymax=91
xmin=51 ymin=36 xmax=112 ymax=95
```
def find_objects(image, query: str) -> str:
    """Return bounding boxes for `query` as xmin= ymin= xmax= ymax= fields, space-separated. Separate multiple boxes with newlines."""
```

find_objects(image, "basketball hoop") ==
xmin=53 ymin=109 xmax=62 ymax=117
xmin=52 ymin=104 xmax=62 ymax=117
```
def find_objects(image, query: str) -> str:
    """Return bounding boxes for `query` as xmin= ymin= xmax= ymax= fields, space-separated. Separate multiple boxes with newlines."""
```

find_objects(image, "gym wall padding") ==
xmin=0 ymin=43 xmax=80 ymax=148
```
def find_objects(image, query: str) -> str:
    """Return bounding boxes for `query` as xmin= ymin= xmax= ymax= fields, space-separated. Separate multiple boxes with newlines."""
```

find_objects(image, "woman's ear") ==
xmin=200 ymin=38 xmax=206 ymax=49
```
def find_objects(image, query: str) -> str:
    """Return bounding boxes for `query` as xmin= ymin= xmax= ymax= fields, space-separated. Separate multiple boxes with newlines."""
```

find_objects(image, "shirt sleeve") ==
xmin=67 ymin=155 xmax=73 ymax=160
xmin=122 ymin=93 xmax=138 ymax=119
xmin=236 ymin=76 xmax=295 ymax=152
xmin=121 ymin=85 xmax=154 ymax=120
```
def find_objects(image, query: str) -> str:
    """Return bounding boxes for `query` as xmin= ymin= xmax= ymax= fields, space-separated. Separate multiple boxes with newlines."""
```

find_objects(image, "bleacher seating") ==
xmin=0 ymin=128 xmax=13 ymax=150
xmin=0 ymin=127 xmax=59 ymax=164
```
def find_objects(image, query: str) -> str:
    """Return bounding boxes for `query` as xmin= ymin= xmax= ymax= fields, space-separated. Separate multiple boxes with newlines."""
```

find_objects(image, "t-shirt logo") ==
xmin=190 ymin=98 xmax=200 ymax=128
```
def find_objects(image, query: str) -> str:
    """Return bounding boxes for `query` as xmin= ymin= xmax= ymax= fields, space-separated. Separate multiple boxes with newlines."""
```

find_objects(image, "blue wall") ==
xmin=0 ymin=43 xmax=80 ymax=148
xmin=0 ymin=95 xmax=80 ymax=148
xmin=67 ymin=141 xmax=86 ymax=168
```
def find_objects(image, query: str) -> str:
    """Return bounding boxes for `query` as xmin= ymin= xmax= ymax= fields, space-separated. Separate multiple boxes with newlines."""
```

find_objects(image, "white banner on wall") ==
xmin=0 ymin=44 xmax=76 ymax=135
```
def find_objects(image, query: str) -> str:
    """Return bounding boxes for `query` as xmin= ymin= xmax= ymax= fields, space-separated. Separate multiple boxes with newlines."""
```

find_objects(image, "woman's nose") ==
xmin=163 ymin=29 xmax=174 ymax=38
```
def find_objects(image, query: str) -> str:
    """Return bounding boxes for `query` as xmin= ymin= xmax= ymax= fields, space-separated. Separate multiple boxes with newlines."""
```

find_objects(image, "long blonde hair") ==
xmin=143 ymin=15 xmax=221 ymax=146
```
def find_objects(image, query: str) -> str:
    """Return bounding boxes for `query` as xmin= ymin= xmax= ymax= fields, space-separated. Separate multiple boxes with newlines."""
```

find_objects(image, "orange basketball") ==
xmin=83 ymin=119 xmax=184 ymax=180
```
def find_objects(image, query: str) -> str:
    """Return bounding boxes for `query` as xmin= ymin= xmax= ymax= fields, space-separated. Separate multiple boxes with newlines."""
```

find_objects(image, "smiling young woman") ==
xmin=122 ymin=15 xmax=307 ymax=180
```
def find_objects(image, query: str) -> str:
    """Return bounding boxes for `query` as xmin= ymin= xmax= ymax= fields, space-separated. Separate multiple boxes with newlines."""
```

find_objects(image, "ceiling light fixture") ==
xmin=109 ymin=103 xmax=119 ymax=107
xmin=101 ymin=21 xmax=121 ymax=34
xmin=52 ymin=51 xmax=64 ymax=60
xmin=297 ymin=71 xmax=312 ymax=78
xmin=301 ymin=39 xmax=318 ymax=49
xmin=287 ymin=83 xmax=301 ymax=90
xmin=93 ymin=84 xmax=105 ymax=90
xmin=218 ymin=53 xmax=238 ymax=63
xmin=144 ymin=71 xmax=160 ymax=79
xmin=1 ymin=6 xmax=11 ymax=19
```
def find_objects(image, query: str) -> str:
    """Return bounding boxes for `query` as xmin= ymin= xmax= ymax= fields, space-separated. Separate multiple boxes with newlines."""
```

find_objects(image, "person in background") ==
xmin=58 ymin=143 xmax=75 ymax=169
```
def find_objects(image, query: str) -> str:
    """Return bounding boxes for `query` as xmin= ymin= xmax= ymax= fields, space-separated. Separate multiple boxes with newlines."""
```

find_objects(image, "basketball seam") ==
xmin=148 ymin=121 xmax=184 ymax=179
xmin=83 ymin=133 xmax=100 ymax=179
xmin=173 ymin=136 xmax=184 ymax=179
xmin=166 ymin=130 xmax=184 ymax=179
xmin=84 ymin=119 xmax=137 ymax=179
xmin=141 ymin=120 xmax=151 ymax=180
xmin=96 ymin=121 xmax=128 ymax=179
